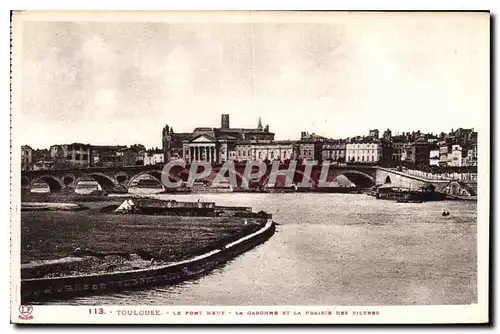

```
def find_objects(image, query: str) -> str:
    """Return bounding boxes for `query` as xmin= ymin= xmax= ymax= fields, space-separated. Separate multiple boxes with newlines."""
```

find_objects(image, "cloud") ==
xmin=18 ymin=16 xmax=489 ymax=149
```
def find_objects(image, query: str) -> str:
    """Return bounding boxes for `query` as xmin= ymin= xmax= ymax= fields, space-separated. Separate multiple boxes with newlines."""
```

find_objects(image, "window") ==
xmin=82 ymin=154 xmax=88 ymax=161
xmin=75 ymin=153 xmax=80 ymax=160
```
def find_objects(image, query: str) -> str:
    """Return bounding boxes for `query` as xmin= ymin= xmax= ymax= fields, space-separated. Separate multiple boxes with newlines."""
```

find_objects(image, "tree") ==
xmin=130 ymin=144 xmax=146 ymax=152
xmin=32 ymin=148 xmax=50 ymax=162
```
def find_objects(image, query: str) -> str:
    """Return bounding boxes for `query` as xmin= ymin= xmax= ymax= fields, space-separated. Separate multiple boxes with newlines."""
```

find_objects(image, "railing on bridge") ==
xmin=386 ymin=167 xmax=478 ymax=183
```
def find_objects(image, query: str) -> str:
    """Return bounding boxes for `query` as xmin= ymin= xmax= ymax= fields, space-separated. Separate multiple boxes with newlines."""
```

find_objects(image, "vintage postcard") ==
xmin=10 ymin=10 xmax=489 ymax=324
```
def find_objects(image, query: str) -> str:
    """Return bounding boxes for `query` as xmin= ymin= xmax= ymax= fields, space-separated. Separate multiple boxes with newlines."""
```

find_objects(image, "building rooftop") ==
xmin=193 ymin=127 xmax=215 ymax=132
xmin=236 ymin=140 xmax=294 ymax=146
xmin=92 ymin=145 xmax=127 ymax=150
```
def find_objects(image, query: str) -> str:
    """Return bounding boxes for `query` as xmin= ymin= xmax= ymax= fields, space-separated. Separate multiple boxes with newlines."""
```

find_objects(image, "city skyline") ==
xmin=22 ymin=120 xmax=476 ymax=151
xmin=18 ymin=12 xmax=488 ymax=149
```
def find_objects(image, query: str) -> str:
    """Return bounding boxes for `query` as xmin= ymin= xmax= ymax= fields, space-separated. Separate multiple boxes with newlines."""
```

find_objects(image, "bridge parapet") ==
xmin=377 ymin=167 xmax=452 ymax=183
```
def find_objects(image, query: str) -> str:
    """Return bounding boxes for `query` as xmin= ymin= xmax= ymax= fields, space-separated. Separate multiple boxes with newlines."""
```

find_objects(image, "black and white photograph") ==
xmin=10 ymin=10 xmax=489 ymax=324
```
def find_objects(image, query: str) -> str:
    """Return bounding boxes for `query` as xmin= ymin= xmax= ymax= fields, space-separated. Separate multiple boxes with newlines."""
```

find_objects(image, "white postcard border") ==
xmin=9 ymin=10 xmax=490 ymax=325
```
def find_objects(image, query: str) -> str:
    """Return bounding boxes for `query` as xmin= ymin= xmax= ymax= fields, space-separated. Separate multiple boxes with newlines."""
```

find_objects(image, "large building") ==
xmin=172 ymin=114 xmax=275 ymax=163
xmin=401 ymin=138 xmax=432 ymax=168
xmin=321 ymin=140 xmax=346 ymax=162
xmin=48 ymin=144 xmax=131 ymax=168
xmin=296 ymin=140 xmax=323 ymax=161
xmin=233 ymin=141 xmax=294 ymax=162
xmin=182 ymin=127 xmax=239 ymax=163
xmin=381 ymin=140 xmax=393 ymax=163
xmin=346 ymin=140 xmax=382 ymax=163
xmin=49 ymin=143 xmax=92 ymax=168
xmin=295 ymin=131 xmax=325 ymax=161
xmin=162 ymin=125 xmax=193 ymax=161
xmin=391 ymin=136 xmax=406 ymax=161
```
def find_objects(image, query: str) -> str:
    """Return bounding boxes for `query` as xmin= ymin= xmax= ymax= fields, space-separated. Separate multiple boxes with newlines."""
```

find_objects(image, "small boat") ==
xmin=442 ymin=211 xmax=450 ymax=217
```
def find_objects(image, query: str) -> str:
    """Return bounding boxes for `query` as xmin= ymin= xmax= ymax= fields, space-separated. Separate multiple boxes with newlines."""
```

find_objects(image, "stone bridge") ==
xmin=21 ymin=165 xmax=166 ymax=193
xmin=21 ymin=163 xmax=453 ymax=193
xmin=375 ymin=167 xmax=451 ymax=190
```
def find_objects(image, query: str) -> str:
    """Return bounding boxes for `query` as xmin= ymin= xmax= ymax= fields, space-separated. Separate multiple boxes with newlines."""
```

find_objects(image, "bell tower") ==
xmin=257 ymin=117 xmax=263 ymax=131
xmin=221 ymin=114 xmax=230 ymax=129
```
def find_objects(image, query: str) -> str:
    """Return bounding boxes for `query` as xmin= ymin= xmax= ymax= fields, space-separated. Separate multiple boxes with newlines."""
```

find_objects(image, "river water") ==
xmin=62 ymin=193 xmax=477 ymax=306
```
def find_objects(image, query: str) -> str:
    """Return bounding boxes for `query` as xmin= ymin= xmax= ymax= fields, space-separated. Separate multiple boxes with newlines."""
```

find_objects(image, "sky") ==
xmin=14 ymin=12 xmax=489 ymax=149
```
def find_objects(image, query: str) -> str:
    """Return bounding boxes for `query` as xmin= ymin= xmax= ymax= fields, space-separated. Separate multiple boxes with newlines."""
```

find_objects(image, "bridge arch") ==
xmin=32 ymin=176 xmax=63 ymax=192
xmin=384 ymin=175 xmax=392 ymax=184
xmin=115 ymin=172 xmax=129 ymax=185
xmin=339 ymin=170 xmax=375 ymax=188
xmin=63 ymin=175 xmax=75 ymax=187
xmin=75 ymin=173 xmax=118 ymax=192
xmin=128 ymin=171 xmax=164 ymax=189
xmin=21 ymin=176 xmax=30 ymax=188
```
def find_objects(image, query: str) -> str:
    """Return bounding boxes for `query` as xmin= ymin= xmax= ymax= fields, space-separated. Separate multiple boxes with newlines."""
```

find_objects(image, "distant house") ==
xmin=49 ymin=143 xmax=92 ymax=169
xmin=429 ymin=148 xmax=440 ymax=166
xmin=144 ymin=149 xmax=164 ymax=165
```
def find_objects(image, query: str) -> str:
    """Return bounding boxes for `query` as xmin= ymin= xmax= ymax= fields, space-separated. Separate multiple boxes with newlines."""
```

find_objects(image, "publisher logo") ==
xmin=18 ymin=305 xmax=33 ymax=320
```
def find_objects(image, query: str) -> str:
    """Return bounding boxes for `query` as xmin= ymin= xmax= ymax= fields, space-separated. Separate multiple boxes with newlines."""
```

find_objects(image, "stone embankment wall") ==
xmin=21 ymin=220 xmax=276 ymax=303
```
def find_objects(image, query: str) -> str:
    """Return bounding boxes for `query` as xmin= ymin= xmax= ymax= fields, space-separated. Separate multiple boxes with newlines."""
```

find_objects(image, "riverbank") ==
xmin=21 ymin=192 xmax=114 ymax=203
xmin=22 ymin=205 xmax=265 ymax=278
xmin=21 ymin=220 xmax=276 ymax=303
xmin=21 ymin=191 xmax=279 ymax=302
